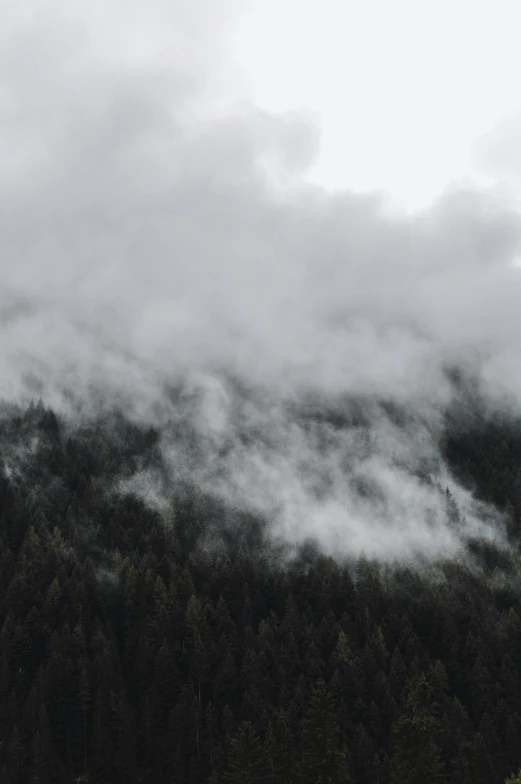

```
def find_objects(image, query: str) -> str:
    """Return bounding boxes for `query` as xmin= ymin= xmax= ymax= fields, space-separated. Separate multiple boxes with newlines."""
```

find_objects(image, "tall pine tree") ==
xmin=300 ymin=679 xmax=350 ymax=784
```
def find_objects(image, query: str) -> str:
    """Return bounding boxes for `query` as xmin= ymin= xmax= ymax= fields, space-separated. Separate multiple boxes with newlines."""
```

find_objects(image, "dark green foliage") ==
xmin=441 ymin=405 xmax=521 ymax=540
xmin=223 ymin=721 xmax=267 ymax=784
xmin=300 ymin=679 xmax=350 ymax=783
xmin=389 ymin=672 xmax=445 ymax=784
xmin=0 ymin=401 xmax=521 ymax=782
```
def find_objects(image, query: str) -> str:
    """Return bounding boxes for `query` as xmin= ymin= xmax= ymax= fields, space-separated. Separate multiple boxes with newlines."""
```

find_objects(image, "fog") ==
xmin=1 ymin=0 xmax=520 ymax=560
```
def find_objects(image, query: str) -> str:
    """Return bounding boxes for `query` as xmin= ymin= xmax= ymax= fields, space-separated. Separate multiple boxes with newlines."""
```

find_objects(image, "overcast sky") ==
xmin=1 ymin=0 xmax=521 ymax=560
xmin=235 ymin=0 xmax=521 ymax=211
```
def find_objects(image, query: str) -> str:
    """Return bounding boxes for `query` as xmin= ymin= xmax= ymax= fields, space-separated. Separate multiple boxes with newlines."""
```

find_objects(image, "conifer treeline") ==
xmin=1 ymin=400 xmax=521 ymax=782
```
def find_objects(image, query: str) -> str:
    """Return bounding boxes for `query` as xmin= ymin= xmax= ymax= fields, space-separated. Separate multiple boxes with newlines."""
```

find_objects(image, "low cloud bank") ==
xmin=1 ymin=0 xmax=520 ymax=560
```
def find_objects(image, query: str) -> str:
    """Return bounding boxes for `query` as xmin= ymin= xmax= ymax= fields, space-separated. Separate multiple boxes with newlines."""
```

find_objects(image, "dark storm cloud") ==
xmin=1 ymin=0 xmax=520 ymax=559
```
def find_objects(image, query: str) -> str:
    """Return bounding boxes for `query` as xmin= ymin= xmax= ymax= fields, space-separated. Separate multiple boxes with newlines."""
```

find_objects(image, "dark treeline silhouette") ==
xmin=1 ymin=399 xmax=521 ymax=783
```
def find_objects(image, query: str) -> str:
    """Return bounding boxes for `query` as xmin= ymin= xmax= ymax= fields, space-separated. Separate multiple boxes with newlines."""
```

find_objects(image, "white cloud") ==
xmin=0 ymin=0 xmax=520 ymax=560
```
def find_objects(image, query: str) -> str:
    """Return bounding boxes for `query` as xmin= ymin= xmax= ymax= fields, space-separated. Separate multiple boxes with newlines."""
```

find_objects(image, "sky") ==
xmin=234 ymin=0 xmax=521 ymax=212
xmin=1 ymin=0 xmax=521 ymax=561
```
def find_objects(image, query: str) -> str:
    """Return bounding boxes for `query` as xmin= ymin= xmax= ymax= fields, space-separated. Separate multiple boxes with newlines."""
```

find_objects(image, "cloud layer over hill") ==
xmin=1 ymin=0 xmax=520 ymax=560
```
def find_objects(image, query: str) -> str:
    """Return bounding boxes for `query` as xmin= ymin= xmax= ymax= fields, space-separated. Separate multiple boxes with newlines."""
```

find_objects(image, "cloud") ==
xmin=471 ymin=113 xmax=521 ymax=217
xmin=1 ymin=0 xmax=520 ymax=560
xmin=472 ymin=112 xmax=521 ymax=178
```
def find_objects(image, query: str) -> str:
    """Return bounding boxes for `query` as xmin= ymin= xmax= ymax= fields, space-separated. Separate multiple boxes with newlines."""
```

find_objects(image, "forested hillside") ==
xmin=1 ymin=400 xmax=521 ymax=783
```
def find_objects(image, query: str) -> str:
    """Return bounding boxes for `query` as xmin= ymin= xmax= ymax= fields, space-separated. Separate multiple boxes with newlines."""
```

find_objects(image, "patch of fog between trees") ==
xmin=0 ymin=371 xmax=509 ymax=565
xmin=111 ymin=373 xmax=507 ymax=563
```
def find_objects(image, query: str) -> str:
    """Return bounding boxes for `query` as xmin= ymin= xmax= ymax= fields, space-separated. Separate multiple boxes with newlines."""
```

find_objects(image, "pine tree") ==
xmin=389 ymin=672 xmax=445 ymax=784
xmin=223 ymin=721 xmax=268 ymax=784
xmin=273 ymin=708 xmax=298 ymax=784
xmin=300 ymin=679 xmax=350 ymax=784
xmin=78 ymin=666 xmax=91 ymax=775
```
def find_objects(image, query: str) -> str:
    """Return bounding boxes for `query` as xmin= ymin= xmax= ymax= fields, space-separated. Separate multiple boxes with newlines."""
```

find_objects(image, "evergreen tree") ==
xmin=390 ymin=672 xmax=445 ymax=784
xmin=223 ymin=721 xmax=268 ymax=784
xmin=300 ymin=679 xmax=350 ymax=784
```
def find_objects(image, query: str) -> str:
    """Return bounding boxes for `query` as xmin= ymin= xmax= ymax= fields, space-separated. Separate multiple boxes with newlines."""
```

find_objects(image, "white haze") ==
xmin=1 ymin=0 xmax=520 ymax=561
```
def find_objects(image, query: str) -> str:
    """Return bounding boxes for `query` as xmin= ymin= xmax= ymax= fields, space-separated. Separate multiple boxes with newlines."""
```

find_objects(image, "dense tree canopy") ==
xmin=1 ymin=399 xmax=521 ymax=782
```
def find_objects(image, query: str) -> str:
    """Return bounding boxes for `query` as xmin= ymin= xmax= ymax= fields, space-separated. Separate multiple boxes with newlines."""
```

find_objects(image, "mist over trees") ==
xmin=3 ymin=3 xmax=521 ymax=783
xmin=1 ymin=396 xmax=521 ymax=783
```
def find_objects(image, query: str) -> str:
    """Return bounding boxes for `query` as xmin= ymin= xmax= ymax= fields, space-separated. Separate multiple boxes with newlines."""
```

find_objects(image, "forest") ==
xmin=1 ymin=397 xmax=521 ymax=783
